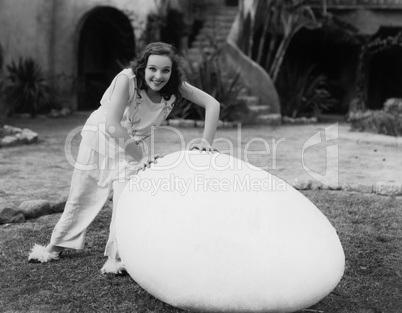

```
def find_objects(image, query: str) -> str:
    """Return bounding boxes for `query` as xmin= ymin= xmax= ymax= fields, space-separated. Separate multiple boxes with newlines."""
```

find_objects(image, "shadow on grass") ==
xmin=1 ymin=191 xmax=401 ymax=313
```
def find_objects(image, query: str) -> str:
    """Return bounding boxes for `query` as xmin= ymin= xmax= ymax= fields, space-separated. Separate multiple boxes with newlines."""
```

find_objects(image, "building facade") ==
xmin=2 ymin=0 xmax=402 ymax=115
xmin=303 ymin=0 xmax=402 ymax=113
xmin=0 ymin=0 xmax=180 ymax=110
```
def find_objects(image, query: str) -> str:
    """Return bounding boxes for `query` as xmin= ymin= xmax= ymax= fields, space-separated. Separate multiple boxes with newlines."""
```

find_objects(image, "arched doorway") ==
xmin=367 ymin=47 xmax=402 ymax=109
xmin=366 ymin=28 xmax=402 ymax=110
xmin=77 ymin=7 xmax=135 ymax=110
xmin=280 ymin=28 xmax=360 ymax=116
xmin=356 ymin=27 xmax=402 ymax=111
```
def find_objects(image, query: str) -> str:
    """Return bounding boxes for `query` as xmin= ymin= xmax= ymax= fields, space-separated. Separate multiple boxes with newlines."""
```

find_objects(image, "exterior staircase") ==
xmin=187 ymin=5 xmax=238 ymax=65
xmin=186 ymin=4 xmax=281 ymax=125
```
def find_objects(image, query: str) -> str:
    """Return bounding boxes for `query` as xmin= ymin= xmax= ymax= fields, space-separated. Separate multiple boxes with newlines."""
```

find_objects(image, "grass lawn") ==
xmin=1 ymin=190 xmax=401 ymax=313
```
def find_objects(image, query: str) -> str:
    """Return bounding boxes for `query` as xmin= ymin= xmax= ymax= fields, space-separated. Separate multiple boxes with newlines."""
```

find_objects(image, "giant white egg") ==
xmin=116 ymin=150 xmax=345 ymax=313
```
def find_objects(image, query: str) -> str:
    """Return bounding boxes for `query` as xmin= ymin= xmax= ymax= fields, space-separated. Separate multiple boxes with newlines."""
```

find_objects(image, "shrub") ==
xmin=5 ymin=57 xmax=51 ymax=117
xmin=277 ymin=62 xmax=338 ymax=118
xmin=348 ymin=110 xmax=400 ymax=136
xmin=348 ymin=99 xmax=402 ymax=137
xmin=179 ymin=43 xmax=246 ymax=122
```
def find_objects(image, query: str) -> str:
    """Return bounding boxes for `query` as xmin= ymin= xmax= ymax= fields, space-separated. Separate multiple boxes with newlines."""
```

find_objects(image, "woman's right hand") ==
xmin=136 ymin=154 xmax=162 ymax=171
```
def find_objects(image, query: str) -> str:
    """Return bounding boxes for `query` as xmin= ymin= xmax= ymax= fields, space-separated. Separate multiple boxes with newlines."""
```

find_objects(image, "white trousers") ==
xmin=50 ymin=141 xmax=138 ymax=260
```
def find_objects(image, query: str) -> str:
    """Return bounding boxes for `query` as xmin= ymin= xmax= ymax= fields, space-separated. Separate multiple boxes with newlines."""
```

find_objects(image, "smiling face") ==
xmin=144 ymin=54 xmax=172 ymax=92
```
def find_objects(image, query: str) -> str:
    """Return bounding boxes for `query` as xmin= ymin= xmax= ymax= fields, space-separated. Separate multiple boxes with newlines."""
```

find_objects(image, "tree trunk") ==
xmin=272 ymin=22 xmax=308 ymax=83
xmin=270 ymin=11 xmax=318 ymax=83
xmin=264 ymin=2 xmax=282 ymax=73
xmin=269 ymin=14 xmax=292 ymax=82
xmin=256 ymin=1 xmax=274 ymax=64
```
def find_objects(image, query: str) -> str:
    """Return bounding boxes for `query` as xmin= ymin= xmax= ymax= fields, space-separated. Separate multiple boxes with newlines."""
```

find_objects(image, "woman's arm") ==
xmin=105 ymin=75 xmax=143 ymax=162
xmin=180 ymin=82 xmax=220 ymax=151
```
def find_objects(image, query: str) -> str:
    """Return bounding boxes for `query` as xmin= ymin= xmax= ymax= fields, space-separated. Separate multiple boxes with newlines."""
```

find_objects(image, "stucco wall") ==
xmin=227 ymin=0 xmax=280 ymax=114
xmin=222 ymin=40 xmax=280 ymax=114
xmin=0 ymin=0 xmax=54 ymax=72
xmin=0 ymin=0 xmax=159 ymax=104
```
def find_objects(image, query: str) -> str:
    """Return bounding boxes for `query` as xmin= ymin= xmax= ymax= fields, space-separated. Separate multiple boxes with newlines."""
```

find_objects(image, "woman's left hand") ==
xmin=190 ymin=140 xmax=218 ymax=153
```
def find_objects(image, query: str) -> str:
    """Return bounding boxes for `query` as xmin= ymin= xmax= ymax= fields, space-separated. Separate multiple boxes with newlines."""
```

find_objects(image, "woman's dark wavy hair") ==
xmin=130 ymin=42 xmax=185 ymax=105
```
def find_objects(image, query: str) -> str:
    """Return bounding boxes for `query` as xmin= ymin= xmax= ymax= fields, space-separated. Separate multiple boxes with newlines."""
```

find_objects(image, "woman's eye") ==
xmin=163 ymin=69 xmax=170 ymax=73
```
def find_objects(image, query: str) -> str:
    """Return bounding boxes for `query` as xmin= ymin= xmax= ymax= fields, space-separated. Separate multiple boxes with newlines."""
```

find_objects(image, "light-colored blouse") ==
xmin=81 ymin=68 xmax=175 ymax=158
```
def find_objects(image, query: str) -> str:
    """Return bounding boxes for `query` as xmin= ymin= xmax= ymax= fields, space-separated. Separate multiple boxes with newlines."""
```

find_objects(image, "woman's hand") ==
xmin=136 ymin=154 xmax=162 ymax=171
xmin=190 ymin=139 xmax=218 ymax=153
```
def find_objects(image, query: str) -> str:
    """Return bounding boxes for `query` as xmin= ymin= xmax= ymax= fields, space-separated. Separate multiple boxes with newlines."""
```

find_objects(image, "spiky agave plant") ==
xmin=181 ymin=37 xmax=246 ymax=122
xmin=6 ymin=57 xmax=50 ymax=117
xmin=278 ymin=62 xmax=338 ymax=118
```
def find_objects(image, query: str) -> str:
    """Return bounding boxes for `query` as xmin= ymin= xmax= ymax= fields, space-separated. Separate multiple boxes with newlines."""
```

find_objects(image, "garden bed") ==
xmin=349 ymin=98 xmax=402 ymax=136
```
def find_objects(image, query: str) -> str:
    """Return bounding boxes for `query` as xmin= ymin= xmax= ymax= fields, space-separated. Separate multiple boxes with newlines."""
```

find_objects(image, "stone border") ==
xmin=282 ymin=116 xmax=318 ymax=124
xmin=164 ymin=117 xmax=319 ymax=128
xmin=291 ymin=179 xmax=402 ymax=196
xmin=165 ymin=119 xmax=239 ymax=129
xmin=1 ymin=180 xmax=400 ymax=226
xmin=0 ymin=125 xmax=39 ymax=147
xmin=0 ymin=199 xmax=66 ymax=225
